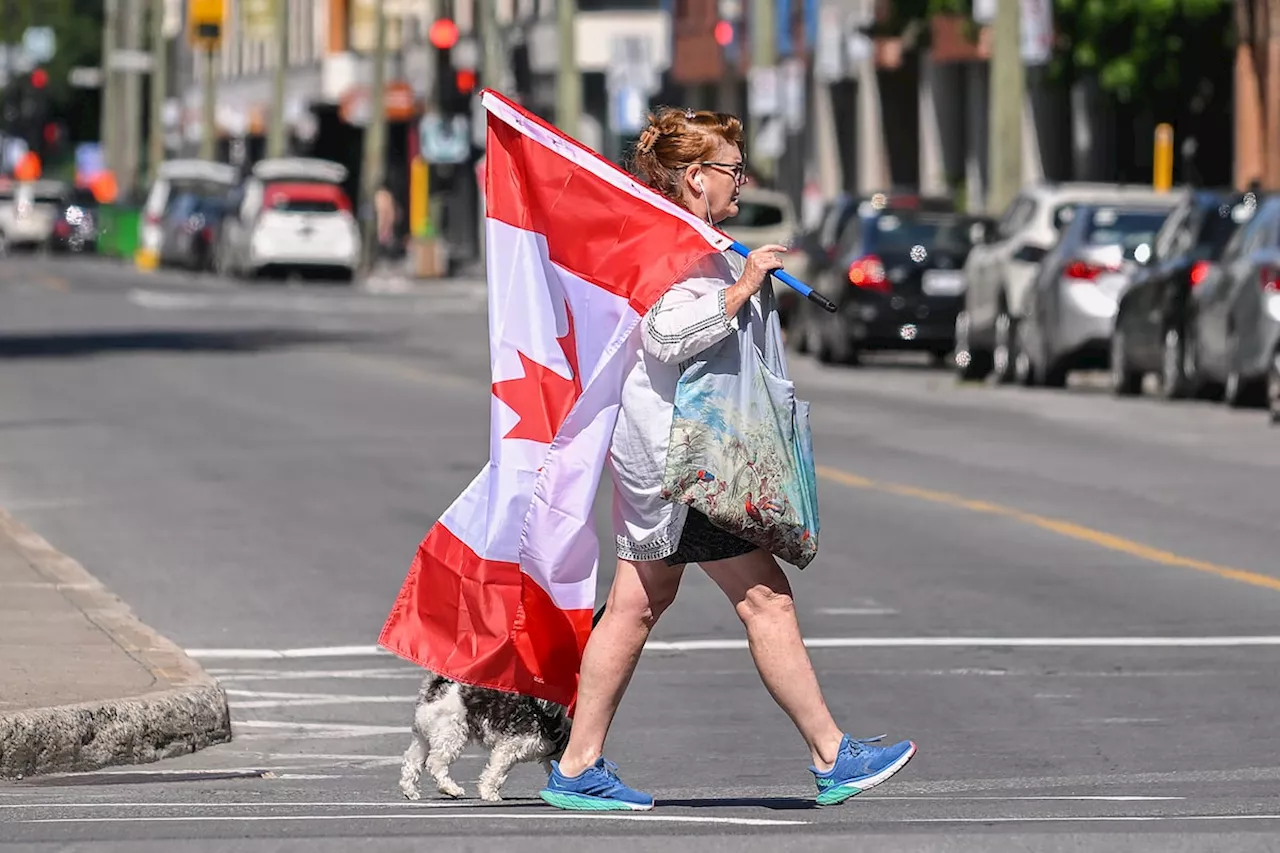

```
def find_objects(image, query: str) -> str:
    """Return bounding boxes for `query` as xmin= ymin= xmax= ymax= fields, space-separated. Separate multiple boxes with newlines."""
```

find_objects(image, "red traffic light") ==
xmin=455 ymin=69 xmax=476 ymax=94
xmin=429 ymin=18 xmax=459 ymax=50
xmin=714 ymin=20 xmax=734 ymax=47
xmin=31 ymin=68 xmax=48 ymax=89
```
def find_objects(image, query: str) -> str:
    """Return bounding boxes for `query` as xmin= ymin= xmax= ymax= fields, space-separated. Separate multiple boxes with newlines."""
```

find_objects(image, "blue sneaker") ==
xmin=810 ymin=734 xmax=917 ymax=805
xmin=539 ymin=758 xmax=655 ymax=811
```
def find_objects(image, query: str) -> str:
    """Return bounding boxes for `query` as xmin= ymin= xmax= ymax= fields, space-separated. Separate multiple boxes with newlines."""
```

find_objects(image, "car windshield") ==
xmin=1199 ymin=202 xmax=1253 ymax=259
xmin=1084 ymin=209 xmax=1168 ymax=260
xmin=872 ymin=213 xmax=971 ymax=252
xmin=733 ymin=200 xmax=785 ymax=228
xmin=271 ymin=198 xmax=341 ymax=213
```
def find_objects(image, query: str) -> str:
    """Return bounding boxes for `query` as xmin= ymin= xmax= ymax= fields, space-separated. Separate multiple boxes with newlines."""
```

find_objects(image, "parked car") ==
xmin=1181 ymin=193 xmax=1280 ymax=408
xmin=141 ymin=159 xmax=240 ymax=261
xmin=49 ymin=186 xmax=100 ymax=254
xmin=0 ymin=179 xmax=67 ymax=253
xmin=722 ymin=187 xmax=807 ymax=326
xmin=158 ymin=191 xmax=232 ymax=271
xmin=956 ymin=182 xmax=1181 ymax=382
xmin=1110 ymin=190 xmax=1257 ymax=397
xmin=796 ymin=203 xmax=981 ymax=365
xmin=214 ymin=158 xmax=361 ymax=281
xmin=1012 ymin=200 xmax=1178 ymax=387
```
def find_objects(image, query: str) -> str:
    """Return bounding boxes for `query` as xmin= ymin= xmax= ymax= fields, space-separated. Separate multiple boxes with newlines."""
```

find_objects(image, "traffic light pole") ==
xmin=359 ymin=0 xmax=388 ymax=273
xmin=267 ymin=0 xmax=289 ymax=158
xmin=147 ymin=0 xmax=167 ymax=183
xmin=556 ymin=0 xmax=581 ymax=138
xmin=987 ymin=0 xmax=1025 ymax=215
xmin=200 ymin=47 xmax=216 ymax=159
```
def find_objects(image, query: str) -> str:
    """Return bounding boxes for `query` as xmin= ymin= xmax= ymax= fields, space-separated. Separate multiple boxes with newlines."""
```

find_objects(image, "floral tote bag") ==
xmin=660 ymin=274 xmax=821 ymax=569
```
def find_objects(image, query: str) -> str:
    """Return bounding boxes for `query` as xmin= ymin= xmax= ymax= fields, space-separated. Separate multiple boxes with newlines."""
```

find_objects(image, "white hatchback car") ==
xmin=214 ymin=158 xmax=362 ymax=281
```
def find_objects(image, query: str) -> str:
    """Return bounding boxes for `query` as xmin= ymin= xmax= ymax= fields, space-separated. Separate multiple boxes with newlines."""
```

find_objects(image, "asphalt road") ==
xmin=2 ymin=255 xmax=1280 ymax=852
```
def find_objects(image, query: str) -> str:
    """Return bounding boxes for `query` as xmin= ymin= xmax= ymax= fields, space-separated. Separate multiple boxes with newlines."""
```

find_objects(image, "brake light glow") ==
xmin=1063 ymin=259 xmax=1118 ymax=281
xmin=1190 ymin=260 xmax=1211 ymax=287
xmin=1261 ymin=265 xmax=1280 ymax=293
xmin=848 ymin=254 xmax=888 ymax=291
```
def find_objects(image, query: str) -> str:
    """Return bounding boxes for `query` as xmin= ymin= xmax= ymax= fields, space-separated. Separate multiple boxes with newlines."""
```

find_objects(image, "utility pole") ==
xmin=556 ymin=0 xmax=581 ymax=138
xmin=749 ymin=0 xmax=777 ymax=183
xmin=267 ymin=0 xmax=289 ymax=158
xmin=120 ymin=0 xmax=144 ymax=195
xmin=359 ymin=0 xmax=388 ymax=272
xmin=986 ymin=0 xmax=1024 ymax=215
xmin=101 ymin=0 xmax=120 ymax=180
xmin=147 ymin=0 xmax=167 ymax=183
xmin=200 ymin=46 xmax=216 ymax=159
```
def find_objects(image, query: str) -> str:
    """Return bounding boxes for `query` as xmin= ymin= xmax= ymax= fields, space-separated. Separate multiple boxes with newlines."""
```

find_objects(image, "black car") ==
xmin=1111 ymin=189 xmax=1257 ymax=397
xmin=796 ymin=202 xmax=981 ymax=365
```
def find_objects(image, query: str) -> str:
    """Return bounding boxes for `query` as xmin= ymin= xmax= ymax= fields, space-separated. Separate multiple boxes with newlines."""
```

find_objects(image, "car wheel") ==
xmin=1268 ymin=351 xmax=1280 ymax=425
xmin=1160 ymin=327 xmax=1190 ymax=400
xmin=1013 ymin=322 xmax=1036 ymax=387
xmin=1109 ymin=329 xmax=1143 ymax=396
xmin=953 ymin=310 xmax=992 ymax=381
xmin=992 ymin=310 xmax=1017 ymax=384
xmin=1223 ymin=333 xmax=1267 ymax=408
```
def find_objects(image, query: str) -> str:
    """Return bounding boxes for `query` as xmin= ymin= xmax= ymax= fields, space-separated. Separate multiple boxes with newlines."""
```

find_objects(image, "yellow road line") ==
xmin=817 ymin=465 xmax=1280 ymax=593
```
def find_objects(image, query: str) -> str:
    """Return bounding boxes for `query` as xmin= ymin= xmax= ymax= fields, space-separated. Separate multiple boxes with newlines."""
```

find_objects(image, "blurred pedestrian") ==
xmin=374 ymin=184 xmax=398 ymax=259
xmin=539 ymin=107 xmax=917 ymax=812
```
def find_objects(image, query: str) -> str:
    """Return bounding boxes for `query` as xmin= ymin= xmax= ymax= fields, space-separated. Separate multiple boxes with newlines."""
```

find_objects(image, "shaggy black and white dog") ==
xmin=398 ymin=607 xmax=603 ymax=802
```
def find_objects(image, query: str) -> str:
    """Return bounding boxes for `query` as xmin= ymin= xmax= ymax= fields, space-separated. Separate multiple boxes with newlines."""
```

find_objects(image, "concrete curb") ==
xmin=0 ymin=509 xmax=232 ymax=779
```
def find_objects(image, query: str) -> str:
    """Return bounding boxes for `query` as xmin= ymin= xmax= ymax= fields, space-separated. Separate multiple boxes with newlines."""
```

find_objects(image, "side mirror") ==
xmin=968 ymin=221 xmax=988 ymax=245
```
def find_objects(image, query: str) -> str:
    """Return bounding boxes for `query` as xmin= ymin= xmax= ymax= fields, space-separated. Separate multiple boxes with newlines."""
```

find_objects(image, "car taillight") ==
xmin=1261 ymin=265 xmax=1280 ymax=293
xmin=1063 ymin=260 xmax=1117 ymax=282
xmin=1190 ymin=260 xmax=1211 ymax=287
xmin=848 ymin=254 xmax=888 ymax=292
xmin=54 ymin=221 xmax=70 ymax=236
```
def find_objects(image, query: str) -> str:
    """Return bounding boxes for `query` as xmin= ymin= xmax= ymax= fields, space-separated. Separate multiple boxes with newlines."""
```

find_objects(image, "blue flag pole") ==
xmin=727 ymin=241 xmax=837 ymax=313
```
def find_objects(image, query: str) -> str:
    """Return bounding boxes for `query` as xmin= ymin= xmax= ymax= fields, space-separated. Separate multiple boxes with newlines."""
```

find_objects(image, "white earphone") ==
xmin=695 ymin=174 xmax=705 ymax=195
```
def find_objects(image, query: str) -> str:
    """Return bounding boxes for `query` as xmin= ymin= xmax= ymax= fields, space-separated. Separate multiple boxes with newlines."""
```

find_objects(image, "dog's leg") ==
xmin=424 ymin=720 xmax=469 ymax=799
xmin=476 ymin=741 xmax=528 ymax=803
xmin=398 ymin=732 xmax=428 ymax=801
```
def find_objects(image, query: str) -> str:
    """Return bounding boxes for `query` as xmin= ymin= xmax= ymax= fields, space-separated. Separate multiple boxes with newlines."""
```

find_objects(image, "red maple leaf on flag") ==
xmin=491 ymin=299 xmax=582 ymax=445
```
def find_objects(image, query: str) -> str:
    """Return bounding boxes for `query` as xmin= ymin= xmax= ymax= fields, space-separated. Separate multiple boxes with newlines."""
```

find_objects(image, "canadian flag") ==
xmin=378 ymin=90 xmax=733 ymax=707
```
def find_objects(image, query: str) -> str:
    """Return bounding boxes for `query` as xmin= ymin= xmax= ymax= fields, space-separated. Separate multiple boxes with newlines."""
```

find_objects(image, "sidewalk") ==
xmin=0 ymin=507 xmax=230 ymax=778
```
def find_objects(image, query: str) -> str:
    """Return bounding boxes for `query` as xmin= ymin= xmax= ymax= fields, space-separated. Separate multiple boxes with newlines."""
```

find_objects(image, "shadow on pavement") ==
xmin=655 ymin=796 xmax=819 ymax=811
xmin=0 ymin=327 xmax=381 ymax=360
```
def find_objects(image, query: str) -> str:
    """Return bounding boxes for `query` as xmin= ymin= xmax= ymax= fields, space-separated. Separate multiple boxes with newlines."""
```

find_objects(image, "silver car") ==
xmin=957 ymin=182 xmax=1182 ymax=383
xmin=1013 ymin=201 xmax=1178 ymax=387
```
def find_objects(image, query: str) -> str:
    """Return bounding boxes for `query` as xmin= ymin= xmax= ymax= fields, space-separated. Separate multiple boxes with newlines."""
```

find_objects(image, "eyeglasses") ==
xmin=699 ymin=161 xmax=748 ymax=185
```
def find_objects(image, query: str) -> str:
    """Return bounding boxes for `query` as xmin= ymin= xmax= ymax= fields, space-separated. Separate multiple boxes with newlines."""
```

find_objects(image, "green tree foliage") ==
xmin=1052 ymin=0 xmax=1233 ymax=103
xmin=872 ymin=0 xmax=1234 ymax=104
xmin=0 ymin=0 xmax=105 ymax=145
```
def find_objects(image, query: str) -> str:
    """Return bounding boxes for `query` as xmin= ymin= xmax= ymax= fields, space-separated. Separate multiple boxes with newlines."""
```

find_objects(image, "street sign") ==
xmin=748 ymin=66 xmax=780 ymax=118
xmin=188 ymin=0 xmax=225 ymax=48
xmin=69 ymin=66 xmax=105 ymax=88
xmin=611 ymin=85 xmax=646 ymax=135
xmin=240 ymin=0 xmax=275 ymax=40
xmin=108 ymin=49 xmax=154 ymax=73
xmin=22 ymin=27 xmax=55 ymax=64
xmin=419 ymin=113 xmax=471 ymax=165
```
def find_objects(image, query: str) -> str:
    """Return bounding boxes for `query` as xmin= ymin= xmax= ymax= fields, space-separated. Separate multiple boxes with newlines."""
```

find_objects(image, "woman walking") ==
xmin=539 ymin=107 xmax=917 ymax=812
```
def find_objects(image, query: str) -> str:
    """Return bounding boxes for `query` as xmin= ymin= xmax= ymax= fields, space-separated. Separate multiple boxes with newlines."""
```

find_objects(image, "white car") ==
xmin=0 ymin=180 xmax=66 ymax=252
xmin=214 ymin=158 xmax=362 ymax=282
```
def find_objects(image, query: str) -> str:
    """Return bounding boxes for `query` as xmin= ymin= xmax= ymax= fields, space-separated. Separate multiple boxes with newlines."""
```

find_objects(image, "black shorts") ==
xmin=664 ymin=508 xmax=758 ymax=566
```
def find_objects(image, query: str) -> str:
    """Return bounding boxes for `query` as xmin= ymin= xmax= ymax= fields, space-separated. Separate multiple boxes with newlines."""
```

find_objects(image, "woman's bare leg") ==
xmin=555 ymin=556 xmax=684 ymax=777
xmin=700 ymin=549 xmax=845 ymax=771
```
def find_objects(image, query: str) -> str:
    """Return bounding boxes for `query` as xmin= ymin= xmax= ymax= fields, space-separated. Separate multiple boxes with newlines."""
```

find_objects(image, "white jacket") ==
xmin=609 ymin=250 xmax=764 ymax=562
